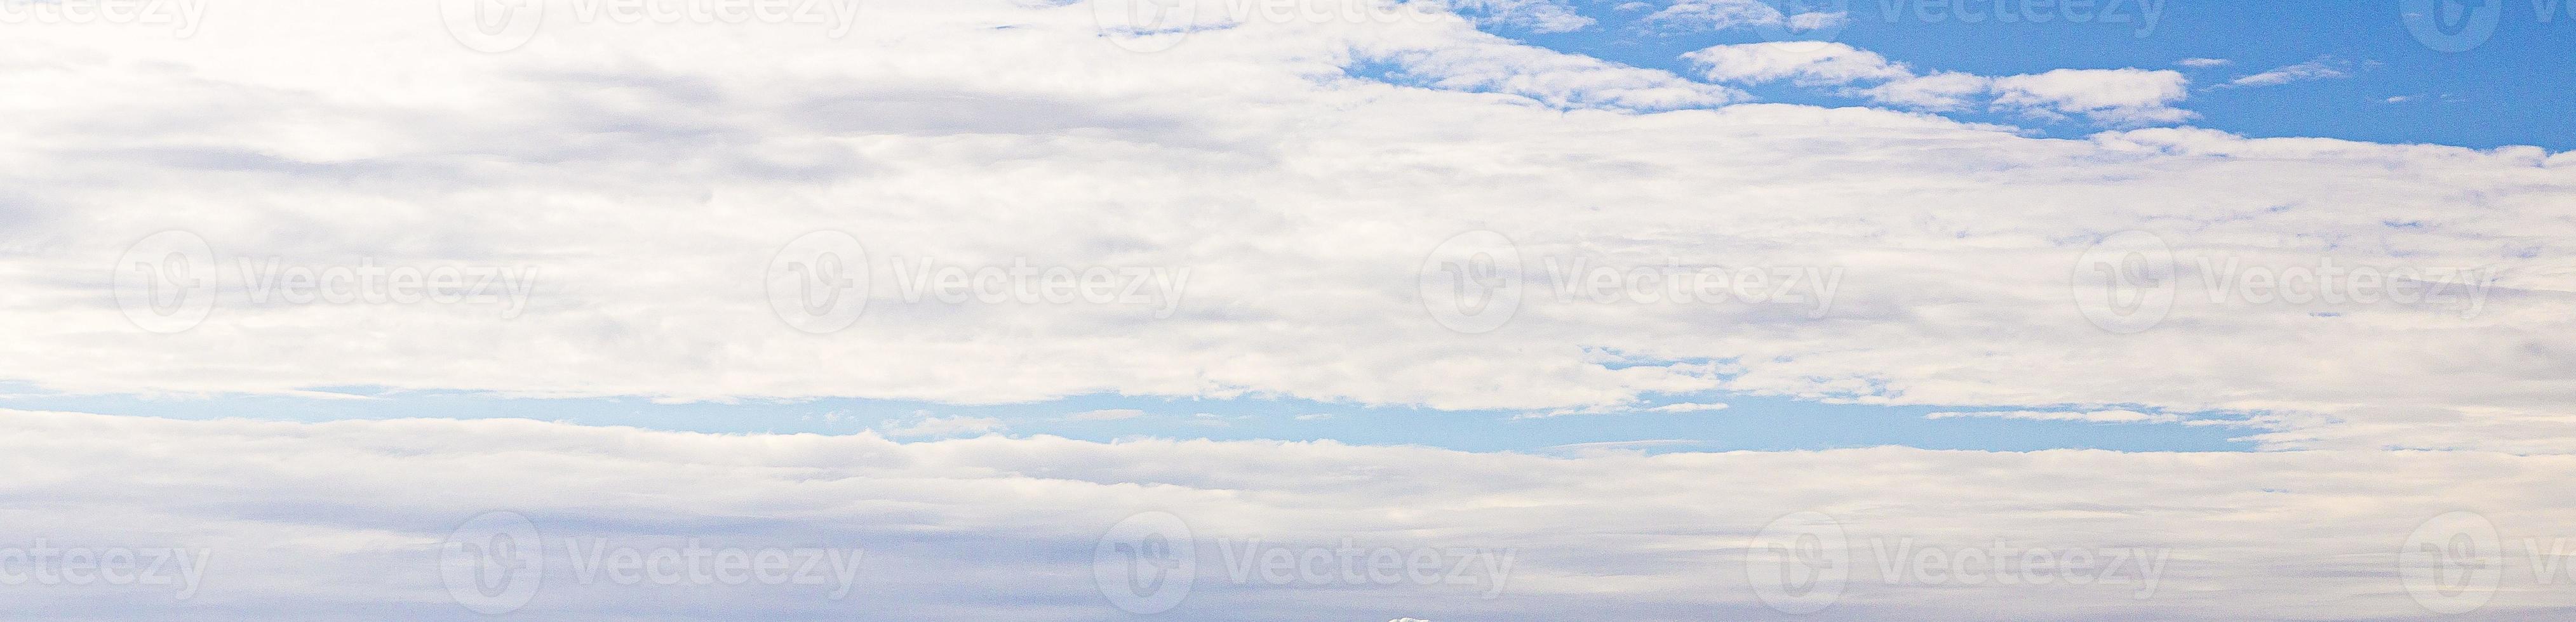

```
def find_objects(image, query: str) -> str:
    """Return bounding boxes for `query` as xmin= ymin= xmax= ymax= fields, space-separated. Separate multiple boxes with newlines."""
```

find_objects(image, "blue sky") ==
xmin=1498 ymin=0 xmax=2576 ymax=149
xmin=0 ymin=387 xmax=2258 ymax=453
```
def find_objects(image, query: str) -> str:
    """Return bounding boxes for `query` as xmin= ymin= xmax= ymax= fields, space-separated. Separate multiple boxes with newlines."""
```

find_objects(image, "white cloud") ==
xmin=2177 ymin=58 xmax=2231 ymax=68
xmin=1684 ymin=43 xmax=2194 ymax=124
xmin=1681 ymin=41 xmax=1912 ymax=84
xmin=1452 ymin=0 xmax=1597 ymax=32
xmin=1369 ymin=36 xmax=1745 ymax=110
xmin=3 ymin=409 xmax=2573 ymax=618
xmin=0 ymin=0 xmax=2565 ymax=454
xmin=1858 ymin=71 xmax=1992 ymax=110
xmin=1640 ymin=0 xmax=1790 ymax=30
xmin=2229 ymin=56 xmax=2352 ymax=88
xmin=1989 ymin=68 xmax=2195 ymax=125
xmin=1645 ymin=402 xmax=1729 ymax=413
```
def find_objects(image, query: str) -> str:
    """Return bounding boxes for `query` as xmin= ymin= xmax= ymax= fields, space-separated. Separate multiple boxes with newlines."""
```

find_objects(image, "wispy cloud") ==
xmin=1927 ymin=409 xmax=2182 ymax=424
xmin=881 ymin=413 xmax=1006 ymax=438
xmin=2227 ymin=56 xmax=2352 ymax=88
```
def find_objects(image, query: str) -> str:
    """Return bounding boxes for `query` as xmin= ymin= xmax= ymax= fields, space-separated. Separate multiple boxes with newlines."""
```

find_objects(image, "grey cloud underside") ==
xmin=3 ymin=410 xmax=2573 ymax=620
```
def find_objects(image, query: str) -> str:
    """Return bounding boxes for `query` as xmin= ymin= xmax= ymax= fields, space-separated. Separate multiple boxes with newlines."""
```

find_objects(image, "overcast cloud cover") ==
xmin=1 ymin=0 xmax=2571 ymax=619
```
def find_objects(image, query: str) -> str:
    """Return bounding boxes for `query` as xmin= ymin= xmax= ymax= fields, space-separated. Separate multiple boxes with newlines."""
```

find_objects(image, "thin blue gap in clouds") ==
xmin=0 ymin=383 xmax=2258 ymax=453
xmin=1470 ymin=0 xmax=2576 ymax=150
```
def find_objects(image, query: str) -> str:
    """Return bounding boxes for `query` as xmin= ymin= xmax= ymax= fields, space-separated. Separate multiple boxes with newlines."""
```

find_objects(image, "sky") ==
xmin=0 ymin=0 xmax=2572 ymax=619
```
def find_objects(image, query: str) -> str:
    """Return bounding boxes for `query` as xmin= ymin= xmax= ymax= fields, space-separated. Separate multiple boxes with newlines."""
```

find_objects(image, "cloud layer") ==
xmin=3 ymin=409 xmax=2572 ymax=619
